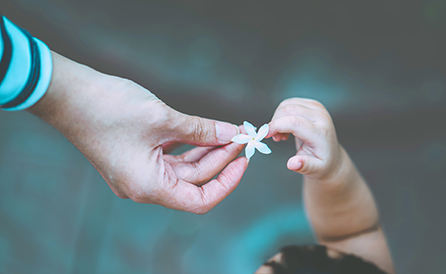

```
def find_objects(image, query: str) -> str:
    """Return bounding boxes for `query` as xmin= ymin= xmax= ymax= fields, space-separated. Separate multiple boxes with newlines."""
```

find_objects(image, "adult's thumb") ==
xmin=172 ymin=114 xmax=239 ymax=146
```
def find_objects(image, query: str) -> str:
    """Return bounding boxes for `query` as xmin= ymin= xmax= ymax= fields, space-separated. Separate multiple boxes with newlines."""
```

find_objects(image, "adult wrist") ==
xmin=26 ymin=51 xmax=106 ymax=127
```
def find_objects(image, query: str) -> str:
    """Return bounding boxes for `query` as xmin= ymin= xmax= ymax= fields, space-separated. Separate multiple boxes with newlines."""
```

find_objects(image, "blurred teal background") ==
xmin=1 ymin=0 xmax=446 ymax=273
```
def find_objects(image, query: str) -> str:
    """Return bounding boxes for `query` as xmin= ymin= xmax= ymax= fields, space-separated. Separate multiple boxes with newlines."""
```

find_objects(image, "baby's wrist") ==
xmin=305 ymin=145 xmax=350 ymax=184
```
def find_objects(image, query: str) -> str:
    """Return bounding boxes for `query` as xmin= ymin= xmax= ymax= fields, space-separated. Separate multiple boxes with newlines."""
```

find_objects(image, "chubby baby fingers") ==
xmin=272 ymin=133 xmax=290 ymax=142
xmin=267 ymin=116 xmax=317 ymax=142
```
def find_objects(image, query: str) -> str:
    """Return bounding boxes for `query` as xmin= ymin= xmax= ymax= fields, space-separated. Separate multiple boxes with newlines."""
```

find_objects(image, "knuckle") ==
xmin=318 ymin=119 xmax=331 ymax=130
xmin=318 ymin=118 xmax=334 ymax=134
xmin=151 ymin=106 xmax=172 ymax=129
xmin=126 ymin=184 xmax=156 ymax=204
xmin=279 ymin=98 xmax=298 ymax=108
xmin=303 ymin=98 xmax=318 ymax=104
xmin=115 ymin=192 xmax=129 ymax=199
xmin=188 ymin=162 xmax=203 ymax=183
xmin=128 ymin=191 xmax=145 ymax=203
xmin=278 ymin=99 xmax=290 ymax=108
xmin=288 ymin=116 xmax=304 ymax=126
xmin=121 ymin=78 xmax=137 ymax=86
xmin=282 ymin=104 xmax=297 ymax=115
xmin=190 ymin=116 xmax=212 ymax=141
xmin=115 ymin=78 xmax=144 ymax=95
xmin=306 ymin=98 xmax=319 ymax=103
xmin=308 ymin=99 xmax=325 ymax=109
xmin=192 ymin=207 xmax=209 ymax=215
xmin=107 ymin=180 xmax=130 ymax=199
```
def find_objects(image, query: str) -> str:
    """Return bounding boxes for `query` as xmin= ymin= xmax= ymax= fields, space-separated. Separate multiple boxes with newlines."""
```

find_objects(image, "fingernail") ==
xmin=215 ymin=122 xmax=239 ymax=142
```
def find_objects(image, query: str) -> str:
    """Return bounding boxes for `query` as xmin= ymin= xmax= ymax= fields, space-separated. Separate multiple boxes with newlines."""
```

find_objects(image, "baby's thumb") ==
xmin=287 ymin=155 xmax=320 ymax=176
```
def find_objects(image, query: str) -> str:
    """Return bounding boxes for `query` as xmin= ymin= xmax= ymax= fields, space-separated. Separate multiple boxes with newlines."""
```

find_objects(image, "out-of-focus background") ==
xmin=1 ymin=0 xmax=446 ymax=273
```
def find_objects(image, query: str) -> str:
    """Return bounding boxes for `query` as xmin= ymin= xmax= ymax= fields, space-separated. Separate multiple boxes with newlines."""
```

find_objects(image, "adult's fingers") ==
xmin=163 ymin=146 xmax=216 ymax=164
xmin=168 ymin=111 xmax=239 ymax=146
xmin=169 ymin=142 xmax=244 ymax=185
xmin=163 ymin=157 xmax=248 ymax=214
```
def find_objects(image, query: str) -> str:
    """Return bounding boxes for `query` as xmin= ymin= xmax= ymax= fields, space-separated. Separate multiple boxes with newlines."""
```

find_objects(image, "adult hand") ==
xmin=28 ymin=52 xmax=248 ymax=214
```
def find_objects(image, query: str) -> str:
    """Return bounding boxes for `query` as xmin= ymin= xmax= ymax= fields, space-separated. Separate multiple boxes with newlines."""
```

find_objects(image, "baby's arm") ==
xmin=267 ymin=98 xmax=394 ymax=274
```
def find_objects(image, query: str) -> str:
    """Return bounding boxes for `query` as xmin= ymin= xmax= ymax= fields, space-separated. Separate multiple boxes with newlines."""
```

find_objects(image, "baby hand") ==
xmin=267 ymin=98 xmax=343 ymax=180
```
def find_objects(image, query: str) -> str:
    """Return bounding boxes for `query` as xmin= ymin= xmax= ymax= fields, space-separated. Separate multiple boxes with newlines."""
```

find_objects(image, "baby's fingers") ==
xmin=267 ymin=116 xmax=317 ymax=142
xmin=272 ymin=133 xmax=290 ymax=142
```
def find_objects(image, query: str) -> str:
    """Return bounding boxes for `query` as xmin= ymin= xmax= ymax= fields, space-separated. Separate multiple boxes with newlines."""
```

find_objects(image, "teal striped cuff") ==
xmin=0 ymin=15 xmax=53 ymax=111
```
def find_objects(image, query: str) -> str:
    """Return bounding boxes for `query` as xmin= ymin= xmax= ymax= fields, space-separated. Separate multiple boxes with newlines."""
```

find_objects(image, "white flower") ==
xmin=231 ymin=121 xmax=272 ymax=160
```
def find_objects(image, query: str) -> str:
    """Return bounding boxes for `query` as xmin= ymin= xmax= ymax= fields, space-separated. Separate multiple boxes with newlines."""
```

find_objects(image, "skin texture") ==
xmin=254 ymin=98 xmax=394 ymax=273
xmin=27 ymin=52 xmax=248 ymax=214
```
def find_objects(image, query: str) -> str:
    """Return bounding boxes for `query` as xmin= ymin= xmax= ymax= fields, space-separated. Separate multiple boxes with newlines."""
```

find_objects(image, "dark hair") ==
xmin=262 ymin=245 xmax=388 ymax=274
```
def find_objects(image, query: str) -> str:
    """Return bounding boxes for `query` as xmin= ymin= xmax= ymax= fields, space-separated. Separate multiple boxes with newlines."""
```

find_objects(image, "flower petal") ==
xmin=255 ymin=124 xmax=269 ymax=141
xmin=245 ymin=141 xmax=256 ymax=160
xmin=254 ymin=141 xmax=272 ymax=154
xmin=244 ymin=121 xmax=257 ymax=138
xmin=231 ymin=134 xmax=251 ymax=144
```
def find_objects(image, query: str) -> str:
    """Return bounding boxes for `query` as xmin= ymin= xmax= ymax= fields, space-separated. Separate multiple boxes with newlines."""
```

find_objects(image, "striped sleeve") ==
xmin=0 ymin=14 xmax=52 ymax=111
